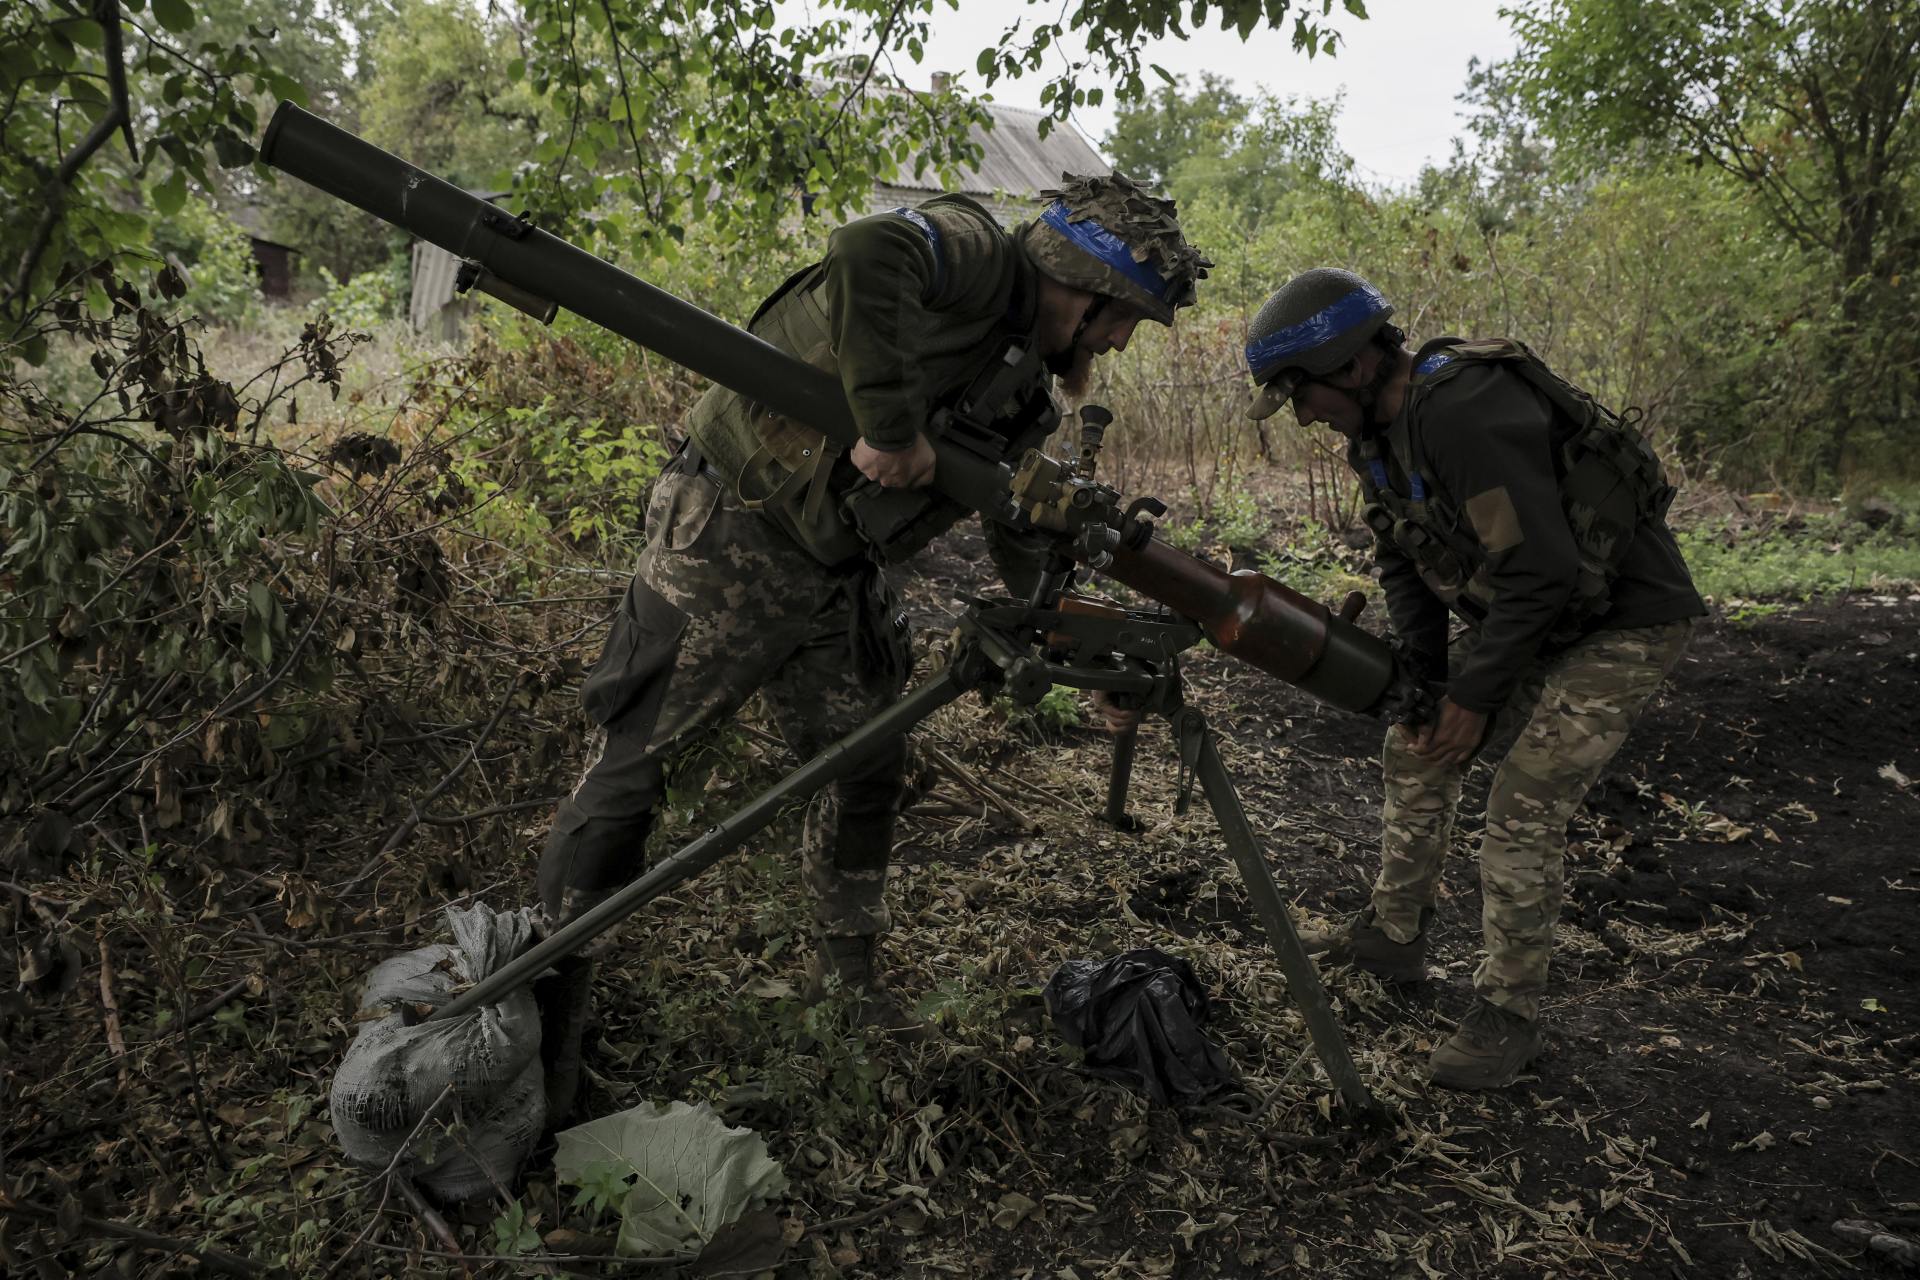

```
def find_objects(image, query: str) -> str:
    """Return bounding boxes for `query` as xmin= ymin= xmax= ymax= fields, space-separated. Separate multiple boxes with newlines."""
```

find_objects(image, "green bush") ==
xmin=1676 ymin=513 xmax=1920 ymax=601
xmin=309 ymin=255 xmax=407 ymax=330
xmin=0 ymin=275 xmax=341 ymax=807
xmin=151 ymin=197 xmax=264 ymax=327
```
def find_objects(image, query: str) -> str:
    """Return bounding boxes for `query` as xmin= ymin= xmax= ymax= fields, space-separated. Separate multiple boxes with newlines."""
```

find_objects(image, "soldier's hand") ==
xmin=852 ymin=434 xmax=938 ymax=489
xmin=1410 ymin=697 xmax=1488 ymax=767
xmin=1089 ymin=689 xmax=1141 ymax=734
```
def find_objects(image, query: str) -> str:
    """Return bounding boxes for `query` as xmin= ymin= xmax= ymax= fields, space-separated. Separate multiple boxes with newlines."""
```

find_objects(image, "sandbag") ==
xmin=329 ymin=902 xmax=546 ymax=1200
xmin=1044 ymin=948 xmax=1241 ymax=1107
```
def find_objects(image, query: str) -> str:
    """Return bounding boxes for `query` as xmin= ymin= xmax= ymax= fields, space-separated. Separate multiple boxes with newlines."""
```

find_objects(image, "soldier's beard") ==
xmin=1047 ymin=344 xmax=1096 ymax=397
xmin=1354 ymin=343 xmax=1400 ymax=420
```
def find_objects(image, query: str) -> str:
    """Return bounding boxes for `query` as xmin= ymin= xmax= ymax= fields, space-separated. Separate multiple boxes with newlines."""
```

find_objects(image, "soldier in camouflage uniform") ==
xmin=535 ymin=175 xmax=1208 ymax=1094
xmin=1244 ymin=268 xmax=1705 ymax=1089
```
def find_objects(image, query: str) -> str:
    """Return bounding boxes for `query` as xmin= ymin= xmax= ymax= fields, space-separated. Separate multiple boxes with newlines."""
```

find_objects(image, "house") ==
xmin=407 ymin=85 xmax=1109 ymax=336
xmin=866 ymin=84 xmax=1109 ymax=219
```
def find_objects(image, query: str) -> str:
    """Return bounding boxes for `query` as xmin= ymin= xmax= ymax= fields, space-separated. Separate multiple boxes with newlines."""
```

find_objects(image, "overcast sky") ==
xmin=899 ymin=0 xmax=1522 ymax=186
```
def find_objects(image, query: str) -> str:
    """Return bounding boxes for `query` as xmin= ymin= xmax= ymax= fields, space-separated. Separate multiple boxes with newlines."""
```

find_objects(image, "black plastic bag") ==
xmin=1043 ymin=948 xmax=1240 ymax=1106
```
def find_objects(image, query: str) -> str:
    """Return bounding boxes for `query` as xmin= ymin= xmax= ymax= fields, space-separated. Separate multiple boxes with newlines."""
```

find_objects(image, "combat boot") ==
xmin=804 ymin=936 xmax=932 ymax=1042
xmin=1428 ymin=999 xmax=1543 ymax=1090
xmin=1301 ymin=906 xmax=1432 ymax=983
xmin=533 ymin=886 xmax=613 ymax=1126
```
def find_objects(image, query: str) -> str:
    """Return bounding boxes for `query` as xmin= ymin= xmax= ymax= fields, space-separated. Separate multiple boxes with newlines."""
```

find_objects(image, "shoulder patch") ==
xmin=890 ymin=207 xmax=947 ymax=296
xmin=1464 ymin=485 xmax=1525 ymax=554
xmin=1415 ymin=351 xmax=1454 ymax=377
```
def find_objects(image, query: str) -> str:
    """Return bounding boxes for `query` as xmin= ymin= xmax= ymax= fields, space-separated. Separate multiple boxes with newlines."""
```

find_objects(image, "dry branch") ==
xmin=0 ymin=1192 xmax=263 ymax=1277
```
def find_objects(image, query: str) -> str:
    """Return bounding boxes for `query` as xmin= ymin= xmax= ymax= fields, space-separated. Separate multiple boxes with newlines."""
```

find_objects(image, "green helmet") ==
xmin=1022 ymin=172 xmax=1211 ymax=325
xmin=1244 ymin=268 xmax=1395 ymax=420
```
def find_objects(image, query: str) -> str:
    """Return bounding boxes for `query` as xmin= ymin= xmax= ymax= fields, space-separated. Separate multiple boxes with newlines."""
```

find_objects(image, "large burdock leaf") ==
xmin=554 ymin=1101 xmax=789 ymax=1259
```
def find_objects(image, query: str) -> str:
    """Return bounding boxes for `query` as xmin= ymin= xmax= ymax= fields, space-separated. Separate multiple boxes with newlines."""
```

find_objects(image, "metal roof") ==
xmin=882 ymin=102 xmax=1109 ymax=198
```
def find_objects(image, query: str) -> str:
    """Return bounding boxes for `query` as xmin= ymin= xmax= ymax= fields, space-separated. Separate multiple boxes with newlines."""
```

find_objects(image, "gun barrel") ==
xmin=258 ymin=101 xmax=1021 ymax=516
xmin=1106 ymin=540 xmax=1395 ymax=714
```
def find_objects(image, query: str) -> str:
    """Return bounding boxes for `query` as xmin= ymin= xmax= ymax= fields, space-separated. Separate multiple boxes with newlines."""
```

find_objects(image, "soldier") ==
xmin=535 ymin=174 xmax=1208 ymax=1098
xmin=1243 ymin=268 xmax=1706 ymax=1089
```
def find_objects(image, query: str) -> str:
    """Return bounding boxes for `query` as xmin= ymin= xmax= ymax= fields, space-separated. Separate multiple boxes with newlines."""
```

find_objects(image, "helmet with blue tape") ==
xmin=1023 ymin=172 xmax=1210 ymax=325
xmin=1244 ymin=268 xmax=1397 ymax=420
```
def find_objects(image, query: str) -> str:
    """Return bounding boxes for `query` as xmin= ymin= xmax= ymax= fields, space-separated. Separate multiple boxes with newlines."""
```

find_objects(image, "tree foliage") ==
xmin=0 ymin=0 xmax=295 ymax=342
xmin=497 ymin=0 xmax=1362 ymax=261
xmin=1498 ymin=0 xmax=1919 ymax=477
xmin=1500 ymin=0 xmax=1918 ymax=289
xmin=1105 ymin=73 xmax=1353 ymax=219
xmin=4 ymin=0 xmax=1366 ymax=319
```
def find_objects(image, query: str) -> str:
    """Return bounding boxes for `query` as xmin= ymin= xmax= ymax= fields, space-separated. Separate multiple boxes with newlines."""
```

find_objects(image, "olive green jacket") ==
xmin=687 ymin=195 xmax=1052 ymax=574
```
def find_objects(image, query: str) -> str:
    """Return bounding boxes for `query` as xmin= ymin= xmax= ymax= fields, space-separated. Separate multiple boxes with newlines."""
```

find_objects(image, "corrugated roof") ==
xmin=883 ymin=102 xmax=1109 ymax=198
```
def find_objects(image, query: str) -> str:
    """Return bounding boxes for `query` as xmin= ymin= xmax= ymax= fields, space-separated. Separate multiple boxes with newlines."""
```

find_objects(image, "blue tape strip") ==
xmin=1245 ymin=283 xmax=1392 ymax=379
xmin=1368 ymin=453 xmax=1425 ymax=501
xmin=1415 ymin=351 xmax=1453 ymax=377
xmin=891 ymin=207 xmax=946 ymax=297
xmin=1039 ymin=202 xmax=1171 ymax=305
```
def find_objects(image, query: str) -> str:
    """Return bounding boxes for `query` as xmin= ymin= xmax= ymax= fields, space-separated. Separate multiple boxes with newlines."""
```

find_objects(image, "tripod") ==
xmin=434 ymin=566 xmax=1379 ymax=1117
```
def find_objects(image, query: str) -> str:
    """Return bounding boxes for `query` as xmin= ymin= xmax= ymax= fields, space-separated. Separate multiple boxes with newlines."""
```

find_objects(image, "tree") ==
xmin=0 ymin=0 xmax=290 ymax=340
xmin=1445 ymin=56 xmax=1564 ymax=234
xmin=1105 ymin=74 xmax=1354 ymax=219
xmin=1502 ymin=0 xmax=1917 ymax=292
xmin=1105 ymin=71 xmax=1250 ymax=189
xmin=496 ymin=0 xmax=1367 ymax=259
xmin=359 ymin=0 xmax=543 ymax=187
xmin=5 ymin=1 xmax=1372 ymax=327
xmin=1499 ymin=0 xmax=1919 ymax=477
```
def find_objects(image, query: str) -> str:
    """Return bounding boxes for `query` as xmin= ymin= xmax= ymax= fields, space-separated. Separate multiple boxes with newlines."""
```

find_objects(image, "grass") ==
xmin=81 ymin=296 xmax=1920 ymax=623
xmin=1677 ymin=513 xmax=1920 ymax=602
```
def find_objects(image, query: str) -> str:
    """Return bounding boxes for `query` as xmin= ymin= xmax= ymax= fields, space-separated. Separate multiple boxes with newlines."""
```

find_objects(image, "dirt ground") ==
xmin=4 ymin=519 xmax=1917 ymax=1279
xmin=860 ymin=525 xmax=1920 ymax=1279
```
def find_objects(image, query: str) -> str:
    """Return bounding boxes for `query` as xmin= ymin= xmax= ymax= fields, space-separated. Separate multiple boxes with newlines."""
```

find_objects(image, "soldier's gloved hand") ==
xmin=1089 ymin=689 xmax=1142 ymax=734
xmin=1408 ymin=697 xmax=1489 ymax=767
xmin=852 ymin=433 xmax=938 ymax=489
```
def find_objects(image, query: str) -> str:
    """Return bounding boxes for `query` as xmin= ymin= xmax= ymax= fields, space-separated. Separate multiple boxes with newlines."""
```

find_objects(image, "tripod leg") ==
xmin=434 ymin=664 xmax=974 ymax=1023
xmin=1104 ymin=725 xmax=1140 ymax=831
xmin=1178 ymin=711 xmax=1379 ymax=1116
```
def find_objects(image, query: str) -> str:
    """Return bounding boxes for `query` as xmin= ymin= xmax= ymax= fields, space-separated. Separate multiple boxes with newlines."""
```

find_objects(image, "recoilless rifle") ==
xmin=262 ymin=102 xmax=1431 ymax=1116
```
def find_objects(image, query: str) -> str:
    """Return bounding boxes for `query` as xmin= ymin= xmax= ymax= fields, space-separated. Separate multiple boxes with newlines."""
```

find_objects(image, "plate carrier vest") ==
xmin=1358 ymin=337 xmax=1675 ymax=644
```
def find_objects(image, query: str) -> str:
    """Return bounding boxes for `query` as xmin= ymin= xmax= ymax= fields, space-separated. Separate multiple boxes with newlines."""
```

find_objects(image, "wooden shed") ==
xmin=247 ymin=237 xmax=297 ymax=299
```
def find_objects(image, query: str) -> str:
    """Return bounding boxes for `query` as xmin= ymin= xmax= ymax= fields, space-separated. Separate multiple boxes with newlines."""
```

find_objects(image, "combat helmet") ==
xmin=1023 ymin=172 xmax=1211 ymax=325
xmin=1244 ymin=268 xmax=1395 ymax=420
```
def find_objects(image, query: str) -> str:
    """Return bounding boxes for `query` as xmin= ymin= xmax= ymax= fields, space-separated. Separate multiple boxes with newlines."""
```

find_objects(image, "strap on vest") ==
xmin=799 ymin=438 xmax=841 ymax=528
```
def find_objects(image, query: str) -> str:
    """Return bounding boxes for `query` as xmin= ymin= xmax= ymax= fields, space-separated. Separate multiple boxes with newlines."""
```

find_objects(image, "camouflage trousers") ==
xmin=1373 ymin=620 xmax=1692 ymax=1021
xmin=537 ymin=459 xmax=911 ymax=938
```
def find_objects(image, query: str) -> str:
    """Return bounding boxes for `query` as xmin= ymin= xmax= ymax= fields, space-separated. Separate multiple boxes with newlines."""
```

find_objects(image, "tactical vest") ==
xmin=1359 ymin=337 xmax=1675 ymax=643
xmin=686 ymin=196 xmax=1059 ymax=567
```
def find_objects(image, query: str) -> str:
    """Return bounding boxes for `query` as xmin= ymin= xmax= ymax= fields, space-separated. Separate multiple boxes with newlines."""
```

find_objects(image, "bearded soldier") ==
xmin=534 ymin=175 xmax=1208 ymax=1105
xmin=1244 ymin=268 xmax=1704 ymax=1089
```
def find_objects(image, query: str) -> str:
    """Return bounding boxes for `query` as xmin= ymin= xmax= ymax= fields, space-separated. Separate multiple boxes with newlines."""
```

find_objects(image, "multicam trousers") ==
xmin=537 ymin=460 xmax=911 ymax=938
xmin=1372 ymin=620 xmax=1693 ymax=1021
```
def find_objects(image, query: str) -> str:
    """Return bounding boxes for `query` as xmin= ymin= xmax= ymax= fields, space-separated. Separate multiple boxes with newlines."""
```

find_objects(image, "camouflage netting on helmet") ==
xmin=1024 ymin=172 xmax=1212 ymax=324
